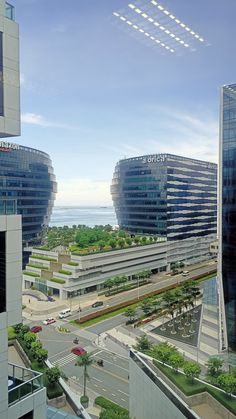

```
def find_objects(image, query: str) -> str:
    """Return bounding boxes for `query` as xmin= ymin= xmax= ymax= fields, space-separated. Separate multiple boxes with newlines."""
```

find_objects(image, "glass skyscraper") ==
xmin=219 ymin=84 xmax=236 ymax=351
xmin=111 ymin=154 xmax=217 ymax=240
xmin=0 ymin=144 xmax=57 ymax=264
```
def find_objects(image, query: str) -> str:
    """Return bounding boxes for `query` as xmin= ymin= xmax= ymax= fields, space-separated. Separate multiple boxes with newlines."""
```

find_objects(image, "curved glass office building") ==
xmin=111 ymin=154 xmax=217 ymax=240
xmin=0 ymin=144 xmax=57 ymax=263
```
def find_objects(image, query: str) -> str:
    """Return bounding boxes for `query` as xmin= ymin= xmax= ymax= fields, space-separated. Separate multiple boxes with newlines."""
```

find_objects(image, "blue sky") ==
xmin=14 ymin=0 xmax=236 ymax=205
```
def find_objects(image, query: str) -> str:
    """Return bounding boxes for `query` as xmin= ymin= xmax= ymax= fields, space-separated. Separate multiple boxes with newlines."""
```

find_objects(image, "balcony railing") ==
xmin=5 ymin=2 xmax=15 ymax=21
xmin=8 ymin=363 xmax=44 ymax=406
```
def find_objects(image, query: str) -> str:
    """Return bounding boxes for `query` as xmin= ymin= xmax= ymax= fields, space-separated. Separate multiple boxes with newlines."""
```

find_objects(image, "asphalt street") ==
xmin=68 ymin=261 xmax=217 ymax=322
xmin=29 ymin=321 xmax=129 ymax=408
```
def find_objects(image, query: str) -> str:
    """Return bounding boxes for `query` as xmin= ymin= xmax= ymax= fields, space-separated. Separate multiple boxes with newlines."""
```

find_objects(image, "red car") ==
xmin=71 ymin=347 xmax=87 ymax=356
xmin=42 ymin=317 xmax=56 ymax=325
xmin=30 ymin=325 xmax=42 ymax=333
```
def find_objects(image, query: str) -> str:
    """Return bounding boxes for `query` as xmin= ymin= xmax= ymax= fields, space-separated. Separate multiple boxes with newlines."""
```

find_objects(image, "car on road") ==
xmin=30 ymin=325 xmax=42 ymax=333
xmin=71 ymin=346 xmax=87 ymax=356
xmin=182 ymin=271 xmax=189 ymax=277
xmin=92 ymin=301 xmax=103 ymax=308
xmin=42 ymin=317 xmax=56 ymax=325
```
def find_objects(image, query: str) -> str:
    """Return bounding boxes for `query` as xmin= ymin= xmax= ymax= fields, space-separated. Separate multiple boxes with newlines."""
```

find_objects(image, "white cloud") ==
xmin=21 ymin=112 xmax=77 ymax=130
xmin=55 ymin=178 xmax=112 ymax=206
xmin=143 ymin=106 xmax=219 ymax=163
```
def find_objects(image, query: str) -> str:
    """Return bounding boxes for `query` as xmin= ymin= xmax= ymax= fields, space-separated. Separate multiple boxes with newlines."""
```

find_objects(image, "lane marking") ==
xmin=92 ymin=365 xmax=129 ymax=383
xmin=121 ymin=398 xmax=126 ymax=402
xmin=92 ymin=377 xmax=103 ymax=383
xmin=118 ymin=389 xmax=128 ymax=396
xmin=92 ymin=355 xmax=128 ymax=372
xmin=102 ymin=388 xmax=107 ymax=392
xmin=93 ymin=384 xmax=98 ymax=388
xmin=112 ymin=393 xmax=116 ymax=397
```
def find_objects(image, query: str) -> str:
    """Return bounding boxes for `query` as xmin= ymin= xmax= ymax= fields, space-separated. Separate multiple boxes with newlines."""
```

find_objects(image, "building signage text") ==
xmin=0 ymin=141 xmax=19 ymax=152
xmin=142 ymin=154 xmax=165 ymax=164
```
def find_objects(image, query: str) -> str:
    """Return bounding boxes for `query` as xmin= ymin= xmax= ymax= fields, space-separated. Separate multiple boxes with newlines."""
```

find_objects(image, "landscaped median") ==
xmin=70 ymin=271 xmax=216 ymax=328
xmin=95 ymin=396 xmax=130 ymax=419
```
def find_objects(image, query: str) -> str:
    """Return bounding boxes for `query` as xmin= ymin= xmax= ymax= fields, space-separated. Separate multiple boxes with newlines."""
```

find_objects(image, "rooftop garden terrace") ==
xmin=135 ymin=339 xmax=236 ymax=416
xmin=36 ymin=225 xmax=165 ymax=255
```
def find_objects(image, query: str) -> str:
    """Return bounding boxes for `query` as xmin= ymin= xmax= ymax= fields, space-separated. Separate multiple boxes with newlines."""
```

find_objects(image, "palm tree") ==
xmin=75 ymin=353 xmax=93 ymax=398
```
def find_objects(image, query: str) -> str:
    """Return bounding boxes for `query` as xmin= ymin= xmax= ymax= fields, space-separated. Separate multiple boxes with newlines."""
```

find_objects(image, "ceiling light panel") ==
xmin=149 ymin=0 xmax=206 ymax=44
xmin=112 ymin=11 xmax=176 ymax=54
xmin=112 ymin=0 xmax=207 ymax=55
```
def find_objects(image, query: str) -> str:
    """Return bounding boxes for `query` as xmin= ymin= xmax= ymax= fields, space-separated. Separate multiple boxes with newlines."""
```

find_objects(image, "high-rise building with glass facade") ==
xmin=0 ymin=144 xmax=57 ymax=265
xmin=111 ymin=154 xmax=217 ymax=240
xmin=219 ymin=84 xmax=236 ymax=352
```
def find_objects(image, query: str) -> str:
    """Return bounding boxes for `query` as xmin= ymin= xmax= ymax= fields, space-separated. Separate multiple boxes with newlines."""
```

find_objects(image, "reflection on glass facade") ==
xmin=0 ymin=31 xmax=3 ymax=116
xmin=111 ymin=154 xmax=217 ymax=240
xmin=221 ymin=84 xmax=236 ymax=351
xmin=0 ymin=145 xmax=57 ymax=265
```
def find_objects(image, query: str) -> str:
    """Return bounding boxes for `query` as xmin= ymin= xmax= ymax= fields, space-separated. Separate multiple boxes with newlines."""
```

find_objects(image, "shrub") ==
xmin=68 ymin=261 xmax=79 ymax=266
xmin=8 ymin=326 xmax=17 ymax=340
xmin=31 ymin=255 xmax=57 ymax=262
xmin=58 ymin=269 xmax=72 ymax=275
xmin=50 ymin=278 xmax=66 ymax=284
xmin=206 ymin=357 xmax=224 ymax=377
xmin=23 ymin=271 xmax=41 ymax=277
xmin=183 ymin=361 xmax=201 ymax=383
xmin=135 ymin=334 xmax=152 ymax=352
xmin=28 ymin=263 xmax=49 ymax=270
xmin=95 ymin=396 xmax=129 ymax=415
xmin=217 ymin=373 xmax=236 ymax=397
xmin=46 ymin=381 xmax=63 ymax=399
xmin=45 ymin=366 xmax=61 ymax=385
xmin=151 ymin=342 xmax=177 ymax=364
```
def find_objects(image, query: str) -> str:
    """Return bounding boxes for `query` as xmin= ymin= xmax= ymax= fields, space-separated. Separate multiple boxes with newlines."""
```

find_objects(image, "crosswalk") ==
xmin=51 ymin=353 xmax=77 ymax=368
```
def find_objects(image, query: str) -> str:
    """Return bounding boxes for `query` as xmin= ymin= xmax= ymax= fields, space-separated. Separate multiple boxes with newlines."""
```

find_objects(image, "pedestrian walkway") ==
xmin=51 ymin=353 xmax=77 ymax=368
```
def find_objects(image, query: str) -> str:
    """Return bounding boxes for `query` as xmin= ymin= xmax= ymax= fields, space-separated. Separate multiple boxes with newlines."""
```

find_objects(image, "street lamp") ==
xmin=137 ymin=274 xmax=140 ymax=300
xmin=78 ymin=289 xmax=81 ymax=322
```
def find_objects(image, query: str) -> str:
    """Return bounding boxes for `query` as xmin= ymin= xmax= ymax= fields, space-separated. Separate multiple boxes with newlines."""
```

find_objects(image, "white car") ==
xmin=42 ymin=317 xmax=56 ymax=325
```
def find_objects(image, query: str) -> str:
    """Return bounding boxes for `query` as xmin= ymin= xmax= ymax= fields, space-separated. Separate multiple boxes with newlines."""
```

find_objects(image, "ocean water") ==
xmin=49 ymin=206 xmax=117 ymax=227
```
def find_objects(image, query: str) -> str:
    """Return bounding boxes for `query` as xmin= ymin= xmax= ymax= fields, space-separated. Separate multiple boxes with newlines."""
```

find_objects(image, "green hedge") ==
xmin=31 ymin=255 xmax=57 ymax=262
xmin=95 ymin=396 xmax=129 ymax=416
xmin=45 ymin=380 xmax=63 ymax=399
xmin=18 ymin=337 xmax=63 ymax=399
xmin=153 ymin=361 xmax=236 ymax=415
xmin=8 ymin=326 xmax=17 ymax=340
xmin=23 ymin=271 xmax=41 ymax=277
xmin=68 ymin=261 xmax=79 ymax=266
xmin=102 ymin=280 xmax=149 ymax=297
xmin=58 ymin=269 xmax=72 ymax=275
xmin=28 ymin=263 xmax=49 ymax=270
xmin=50 ymin=278 xmax=66 ymax=284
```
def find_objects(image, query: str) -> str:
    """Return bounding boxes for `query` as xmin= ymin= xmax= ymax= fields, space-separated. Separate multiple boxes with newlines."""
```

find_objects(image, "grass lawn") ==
xmin=153 ymin=361 xmax=236 ymax=415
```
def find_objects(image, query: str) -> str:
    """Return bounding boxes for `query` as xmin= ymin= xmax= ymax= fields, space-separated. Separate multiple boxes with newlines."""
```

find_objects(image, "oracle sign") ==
xmin=0 ymin=141 xmax=19 ymax=152
xmin=142 ymin=154 xmax=165 ymax=163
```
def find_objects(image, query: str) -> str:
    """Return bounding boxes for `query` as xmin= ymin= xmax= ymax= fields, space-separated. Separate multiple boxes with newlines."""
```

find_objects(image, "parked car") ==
xmin=42 ymin=317 xmax=56 ymax=325
xmin=92 ymin=301 xmax=103 ymax=308
xmin=30 ymin=325 xmax=42 ymax=333
xmin=71 ymin=346 xmax=87 ymax=356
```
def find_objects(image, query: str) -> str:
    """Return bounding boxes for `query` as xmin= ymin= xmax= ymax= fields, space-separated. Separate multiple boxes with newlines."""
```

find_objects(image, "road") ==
xmin=67 ymin=261 xmax=217 ymax=322
xmin=29 ymin=320 xmax=129 ymax=408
